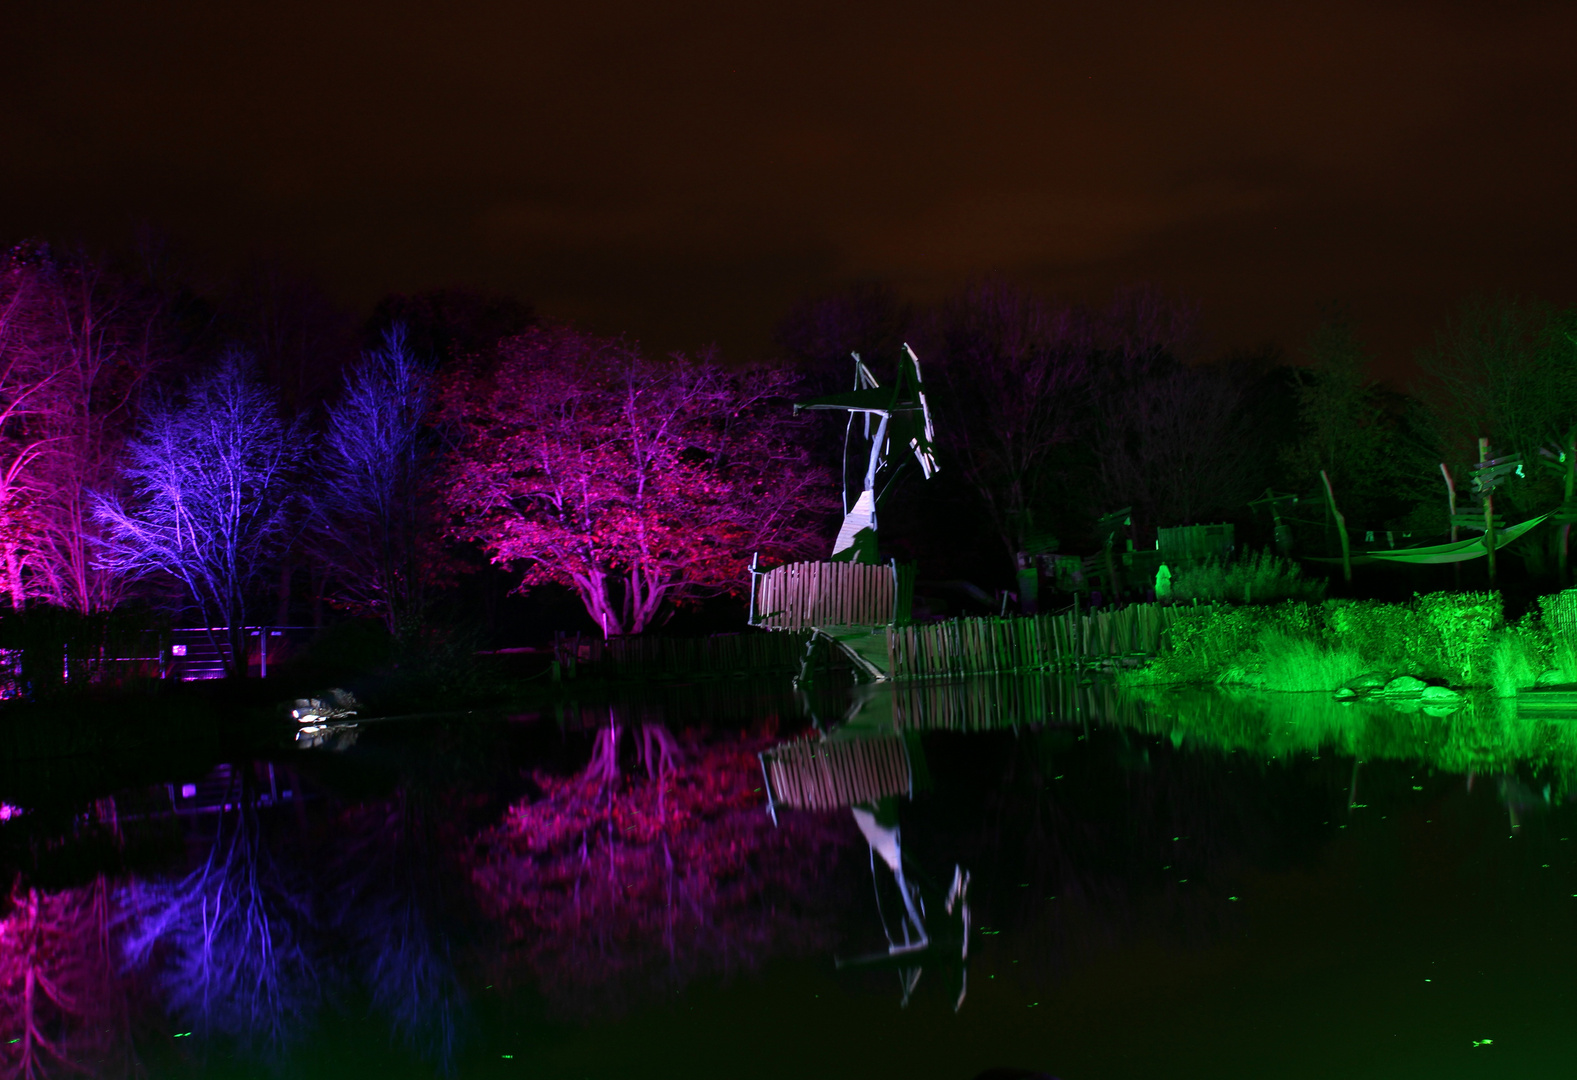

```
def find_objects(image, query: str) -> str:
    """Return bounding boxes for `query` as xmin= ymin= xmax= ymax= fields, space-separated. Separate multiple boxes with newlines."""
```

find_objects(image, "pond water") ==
xmin=5 ymin=678 xmax=1577 ymax=1079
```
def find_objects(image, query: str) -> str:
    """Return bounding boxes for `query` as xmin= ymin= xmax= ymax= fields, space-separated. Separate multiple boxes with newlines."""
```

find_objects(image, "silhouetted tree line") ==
xmin=3 ymin=237 xmax=1574 ymax=664
xmin=778 ymin=280 xmax=1577 ymax=588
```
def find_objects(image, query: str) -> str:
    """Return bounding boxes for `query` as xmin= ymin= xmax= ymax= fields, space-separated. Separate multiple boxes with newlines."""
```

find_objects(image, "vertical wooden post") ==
xmin=1441 ymin=463 xmax=1460 ymax=589
xmin=1320 ymin=470 xmax=1351 ymax=583
xmin=1480 ymin=437 xmax=1497 ymax=586
xmin=1440 ymin=463 xmax=1458 ymax=544
xmin=1562 ymin=428 xmax=1575 ymax=588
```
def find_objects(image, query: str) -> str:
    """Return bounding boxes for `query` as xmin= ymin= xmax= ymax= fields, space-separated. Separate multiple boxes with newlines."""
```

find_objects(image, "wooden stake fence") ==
xmin=887 ymin=602 xmax=1186 ymax=680
xmin=752 ymin=561 xmax=910 ymax=629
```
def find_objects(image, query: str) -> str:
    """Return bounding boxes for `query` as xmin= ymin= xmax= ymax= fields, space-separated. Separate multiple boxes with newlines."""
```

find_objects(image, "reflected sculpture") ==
xmin=762 ymin=687 xmax=971 ymax=1009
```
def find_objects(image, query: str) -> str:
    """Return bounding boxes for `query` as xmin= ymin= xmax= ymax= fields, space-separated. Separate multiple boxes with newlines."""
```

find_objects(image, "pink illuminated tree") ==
xmin=0 ymin=244 xmax=167 ymax=613
xmin=438 ymin=326 xmax=834 ymax=635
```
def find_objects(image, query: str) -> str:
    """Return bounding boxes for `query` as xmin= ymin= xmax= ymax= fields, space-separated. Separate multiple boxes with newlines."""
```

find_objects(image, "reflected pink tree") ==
xmin=0 ymin=875 xmax=132 ymax=1079
xmin=473 ymin=723 xmax=849 ymax=1016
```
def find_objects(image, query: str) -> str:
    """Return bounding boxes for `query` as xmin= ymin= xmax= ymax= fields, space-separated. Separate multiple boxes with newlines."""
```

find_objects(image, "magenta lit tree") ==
xmin=438 ymin=326 xmax=834 ymax=635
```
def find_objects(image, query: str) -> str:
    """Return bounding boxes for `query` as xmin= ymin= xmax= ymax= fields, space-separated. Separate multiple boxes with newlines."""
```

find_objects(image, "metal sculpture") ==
xmin=793 ymin=346 xmax=940 ymax=564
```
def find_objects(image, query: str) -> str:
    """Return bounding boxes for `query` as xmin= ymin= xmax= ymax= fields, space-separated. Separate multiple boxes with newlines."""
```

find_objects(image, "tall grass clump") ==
xmin=1323 ymin=600 xmax=1447 ymax=679
xmin=1251 ymin=630 xmax=1368 ymax=693
xmin=1168 ymin=550 xmax=1326 ymax=605
xmin=1489 ymin=631 xmax=1544 ymax=698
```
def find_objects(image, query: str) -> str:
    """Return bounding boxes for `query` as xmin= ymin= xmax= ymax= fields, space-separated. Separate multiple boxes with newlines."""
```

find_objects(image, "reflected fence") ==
xmin=764 ymin=670 xmax=1577 ymax=814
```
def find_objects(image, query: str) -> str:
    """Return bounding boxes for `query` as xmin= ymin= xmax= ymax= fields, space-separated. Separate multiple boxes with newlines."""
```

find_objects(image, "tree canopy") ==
xmin=438 ymin=325 xmax=835 ymax=635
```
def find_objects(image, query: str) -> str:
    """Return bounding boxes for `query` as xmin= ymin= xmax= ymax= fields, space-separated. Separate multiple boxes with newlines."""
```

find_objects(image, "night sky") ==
xmin=7 ymin=1 xmax=1577 ymax=377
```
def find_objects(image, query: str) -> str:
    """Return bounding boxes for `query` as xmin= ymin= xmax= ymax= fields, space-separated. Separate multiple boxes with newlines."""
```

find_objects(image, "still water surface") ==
xmin=4 ymin=679 xmax=1577 ymax=1079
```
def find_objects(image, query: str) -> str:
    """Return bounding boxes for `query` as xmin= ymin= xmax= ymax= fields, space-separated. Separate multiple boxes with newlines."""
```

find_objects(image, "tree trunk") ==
xmin=5 ymin=542 xmax=25 ymax=609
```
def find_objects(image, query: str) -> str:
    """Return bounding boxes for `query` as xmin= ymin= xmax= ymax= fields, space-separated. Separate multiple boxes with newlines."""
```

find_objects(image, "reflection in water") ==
xmin=0 ymin=876 xmax=131 ymax=1079
xmin=1118 ymin=683 xmax=1577 ymax=799
xmin=764 ymin=686 xmax=972 ymax=1010
xmin=475 ymin=720 xmax=850 ymax=1017
xmin=9 ymin=672 xmax=1577 ymax=1074
xmin=117 ymin=771 xmax=321 ymax=1058
xmin=332 ymin=788 xmax=471 ymax=1074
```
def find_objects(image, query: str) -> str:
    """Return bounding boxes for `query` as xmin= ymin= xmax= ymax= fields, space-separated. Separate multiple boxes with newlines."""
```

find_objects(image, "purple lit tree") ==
xmin=93 ymin=353 xmax=305 ymax=676
xmin=439 ymin=326 xmax=833 ymax=635
xmin=310 ymin=327 xmax=445 ymax=642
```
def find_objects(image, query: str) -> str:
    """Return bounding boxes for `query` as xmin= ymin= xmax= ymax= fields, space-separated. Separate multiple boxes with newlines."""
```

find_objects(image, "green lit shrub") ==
xmin=1154 ymin=605 xmax=1268 ymax=682
xmin=1538 ymin=589 xmax=1577 ymax=678
xmin=1416 ymin=591 xmax=1502 ymax=684
xmin=1322 ymin=599 xmax=1447 ymax=678
xmin=1151 ymin=602 xmax=1327 ymax=685
xmin=1133 ymin=591 xmax=1516 ymax=690
xmin=1168 ymin=550 xmax=1327 ymax=605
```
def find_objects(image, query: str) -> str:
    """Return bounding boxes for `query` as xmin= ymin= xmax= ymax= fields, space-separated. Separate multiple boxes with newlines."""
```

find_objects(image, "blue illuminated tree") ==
xmin=310 ymin=326 xmax=442 ymax=642
xmin=94 ymin=353 xmax=305 ymax=676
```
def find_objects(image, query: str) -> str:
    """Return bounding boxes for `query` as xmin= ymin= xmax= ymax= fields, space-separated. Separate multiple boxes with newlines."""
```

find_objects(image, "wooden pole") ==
xmin=1441 ymin=463 xmax=1460 ymax=589
xmin=1320 ymin=469 xmax=1351 ymax=584
xmin=1479 ymin=437 xmax=1497 ymax=586
xmin=1562 ymin=428 xmax=1575 ymax=588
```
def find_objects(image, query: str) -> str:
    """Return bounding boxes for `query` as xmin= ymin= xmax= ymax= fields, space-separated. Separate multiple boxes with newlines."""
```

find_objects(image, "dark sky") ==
xmin=7 ymin=1 xmax=1576 ymax=378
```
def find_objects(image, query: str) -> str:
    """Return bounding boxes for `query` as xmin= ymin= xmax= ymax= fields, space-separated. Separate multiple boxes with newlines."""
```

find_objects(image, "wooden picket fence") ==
xmin=887 ymin=602 xmax=1185 ymax=680
xmin=752 ymin=560 xmax=914 ymax=630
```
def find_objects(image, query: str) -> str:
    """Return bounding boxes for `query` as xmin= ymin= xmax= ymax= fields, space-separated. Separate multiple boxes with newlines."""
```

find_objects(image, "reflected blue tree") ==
xmin=332 ymin=789 xmax=470 ymax=1075
xmin=117 ymin=781 xmax=321 ymax=1057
